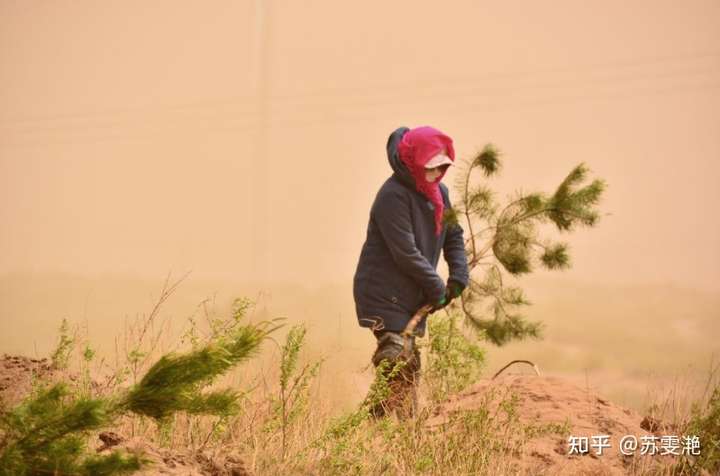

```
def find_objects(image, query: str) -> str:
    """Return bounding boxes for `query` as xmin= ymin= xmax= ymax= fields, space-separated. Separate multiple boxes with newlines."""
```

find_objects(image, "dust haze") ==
xmin=1 ymin=1 xmax=719 ymax=411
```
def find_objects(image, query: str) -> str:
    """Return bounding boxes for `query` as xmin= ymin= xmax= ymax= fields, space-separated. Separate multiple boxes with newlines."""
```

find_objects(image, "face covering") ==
xmin=396 ymin=126 xmax=456 ymax=236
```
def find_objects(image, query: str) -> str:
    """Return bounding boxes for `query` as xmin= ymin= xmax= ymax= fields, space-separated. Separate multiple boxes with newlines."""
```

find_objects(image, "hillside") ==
xmin=3 ymin=353 xmax=709 ymax=475
xmin=428 ymin=375 xmax=694 ymax=475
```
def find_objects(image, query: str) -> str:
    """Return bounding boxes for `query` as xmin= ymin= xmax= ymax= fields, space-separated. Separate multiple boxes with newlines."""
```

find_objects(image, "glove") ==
xmin=429 ymin=281 xmax=465 ymax=313
xmin=429 ymin=294 xmax=448 ymax=313
xmin=446 ymin=279 xmax=465 ymax=300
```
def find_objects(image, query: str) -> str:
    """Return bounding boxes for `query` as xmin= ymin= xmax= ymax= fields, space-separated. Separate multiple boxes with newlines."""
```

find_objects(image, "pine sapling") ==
xmin=450 ymin=144 xmax=607 ymax=345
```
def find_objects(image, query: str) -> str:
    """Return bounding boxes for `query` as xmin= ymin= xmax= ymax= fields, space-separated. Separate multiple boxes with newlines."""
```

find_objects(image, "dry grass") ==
xmin=2 ymin=274 xmax=718 ymax=474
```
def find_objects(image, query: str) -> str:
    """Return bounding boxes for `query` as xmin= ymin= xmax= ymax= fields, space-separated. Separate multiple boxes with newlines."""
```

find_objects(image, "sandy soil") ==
xmin=428 ymin=375 xmax=696 ymax=475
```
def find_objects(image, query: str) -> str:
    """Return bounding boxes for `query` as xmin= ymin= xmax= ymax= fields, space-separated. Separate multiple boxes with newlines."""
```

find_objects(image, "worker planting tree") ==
xmin=353 ymin=125 xmax=606 ymax=417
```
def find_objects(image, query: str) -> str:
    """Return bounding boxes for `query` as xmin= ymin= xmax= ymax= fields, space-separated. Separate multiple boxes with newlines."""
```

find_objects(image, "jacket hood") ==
xmin=385 ymin=125 xmax=456 ymax=236
xmin=386 ymin=126 xmax=414 ymax=188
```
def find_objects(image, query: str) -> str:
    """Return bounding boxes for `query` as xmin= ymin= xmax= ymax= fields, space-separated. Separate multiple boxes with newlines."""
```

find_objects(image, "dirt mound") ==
xmin=0 ymin=354 xmax=61 ymax=407
xmin=428 ymin=375 xmax=686 ymax=475
xmin=94 ymin=432 xmax=251 ymax=476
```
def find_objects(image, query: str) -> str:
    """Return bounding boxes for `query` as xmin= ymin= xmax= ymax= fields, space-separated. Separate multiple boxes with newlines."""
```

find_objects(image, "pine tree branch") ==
xmin=463 ymin=163 xmax=478 ymax=261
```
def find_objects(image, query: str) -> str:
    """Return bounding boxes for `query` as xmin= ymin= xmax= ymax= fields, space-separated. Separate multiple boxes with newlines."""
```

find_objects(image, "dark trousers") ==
xmin=367 ymin=330 xmax=420 ymax=418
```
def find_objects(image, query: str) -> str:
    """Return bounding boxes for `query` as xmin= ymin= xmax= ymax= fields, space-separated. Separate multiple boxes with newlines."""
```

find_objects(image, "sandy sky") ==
xmin=1 ymin=0 xmax=719 ymax=292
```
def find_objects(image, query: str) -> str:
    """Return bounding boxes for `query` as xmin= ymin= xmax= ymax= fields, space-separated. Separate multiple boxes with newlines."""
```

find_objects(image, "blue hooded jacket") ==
xmin=353 ymin=127 xmax=470 ymax=336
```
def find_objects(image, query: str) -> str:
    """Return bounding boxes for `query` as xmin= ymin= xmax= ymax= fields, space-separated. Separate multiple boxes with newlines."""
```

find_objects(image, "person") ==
xmin=353 ymin=125 xmax=470 ymax=417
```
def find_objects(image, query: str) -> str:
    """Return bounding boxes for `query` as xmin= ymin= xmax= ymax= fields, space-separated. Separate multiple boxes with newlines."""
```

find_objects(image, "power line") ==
xmin=266 ymin=50 xmax=720 ymax=103
xmin=3 ymin=61 xmax=718 ymax=138
xmin=1 ymin=50 xmax=718 ymax=128
xmin=1 ymin=65 xmax=718 ymax=148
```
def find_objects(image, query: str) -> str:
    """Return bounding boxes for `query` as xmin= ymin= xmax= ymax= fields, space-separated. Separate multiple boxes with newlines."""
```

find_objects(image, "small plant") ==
xmin=423 ymin=311 xmax=486 ymax=402
xmin=0 ymin=383 xmax=141 ymax=475
xmin=677 ymin=384 xmax=720 ymax=474
xmin=0 ymin=312 xmax=277 ymax=475
xmin=78 ymin=342 xmax=97 ymax=398
xmin=50 ymin=319 xmax=77 ymax=371
xmin=266 ymin=324 xmax=323 ymax=461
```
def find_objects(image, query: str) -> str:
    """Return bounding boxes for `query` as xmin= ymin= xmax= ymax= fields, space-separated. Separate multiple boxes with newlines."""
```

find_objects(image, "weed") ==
xmin=424 ymin=311 xmax=485 ymax=403
xmin=676 ymin=385 xmax=720 ymax=474
xmin=50 ymin=319 xmax=77 ymax=371
xmin=267 ymin=324 xmax=323 ymax=460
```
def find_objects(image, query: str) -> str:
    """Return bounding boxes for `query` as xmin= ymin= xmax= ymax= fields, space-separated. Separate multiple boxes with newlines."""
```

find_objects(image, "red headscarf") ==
xmin=396 ymin=126 xmax=455 ymax=236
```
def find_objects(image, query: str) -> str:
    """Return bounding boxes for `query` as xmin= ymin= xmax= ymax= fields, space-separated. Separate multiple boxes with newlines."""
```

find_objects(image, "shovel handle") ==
xmin=401 ymin=303 xmax=434 ymax=356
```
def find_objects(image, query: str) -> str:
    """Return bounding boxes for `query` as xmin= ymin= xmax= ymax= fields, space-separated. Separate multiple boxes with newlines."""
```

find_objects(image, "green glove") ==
xmin=430 ymin=295 xmax=448 ymax=313
xmin=446 ymin=280 xmax=465 ymax=300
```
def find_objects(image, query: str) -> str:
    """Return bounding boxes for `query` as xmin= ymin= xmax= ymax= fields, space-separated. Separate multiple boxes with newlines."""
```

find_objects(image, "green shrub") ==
xmin=0 ymin=383 xmax=141 ymax=476
xmin=0 ymin=309 xmax=276 ymax=475
xmin=424 ymin=312 xmax=486 ymax=402
xmin=678 ymin=385 xmax=720 ymax=474
xmin=265 ymin=324 xmax=323 ymax=461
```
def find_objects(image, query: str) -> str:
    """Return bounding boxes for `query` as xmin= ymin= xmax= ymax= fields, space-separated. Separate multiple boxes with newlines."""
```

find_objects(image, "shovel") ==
xmin=400 ymin=303 xmax=434 ymax=358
